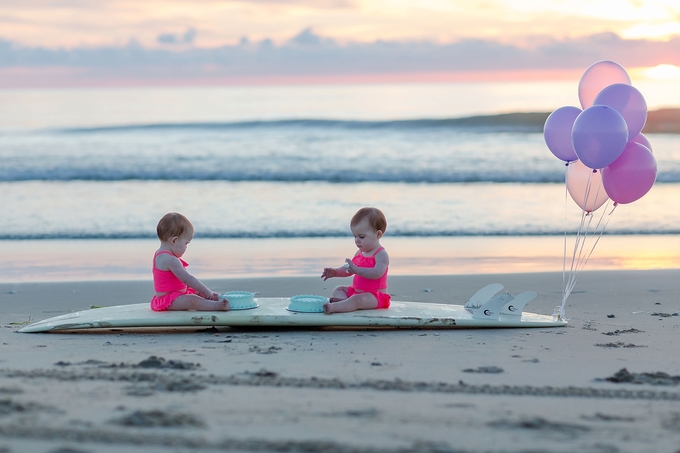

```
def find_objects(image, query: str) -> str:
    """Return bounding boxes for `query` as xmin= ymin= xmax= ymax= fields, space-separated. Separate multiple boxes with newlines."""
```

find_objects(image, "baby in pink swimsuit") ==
xmin=321 ymin=207 xmax=391 ymax=314
xmin=150 ymin=212 xmax=229 ymax=312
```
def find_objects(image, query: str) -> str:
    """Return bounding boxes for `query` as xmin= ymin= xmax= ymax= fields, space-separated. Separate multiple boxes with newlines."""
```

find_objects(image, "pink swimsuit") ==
xmin=348 ymin=246 xmax=391 ymax=309
xmin=150 ymin=250 xmax=196 ymax=311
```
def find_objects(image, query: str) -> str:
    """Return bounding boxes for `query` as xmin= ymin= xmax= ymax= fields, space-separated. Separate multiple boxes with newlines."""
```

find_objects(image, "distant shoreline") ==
xmin=451 ymin=108 xmax=680 ymax=133
xmin=47 ymin=108 xmax=680 ymax=134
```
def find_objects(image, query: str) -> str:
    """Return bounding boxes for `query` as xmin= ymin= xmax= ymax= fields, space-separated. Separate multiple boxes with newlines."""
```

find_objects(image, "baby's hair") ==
xmin=156 ymin=212 xmax=193 ymax=242
xmin=351 ymin=207 xmax=387 ymax=233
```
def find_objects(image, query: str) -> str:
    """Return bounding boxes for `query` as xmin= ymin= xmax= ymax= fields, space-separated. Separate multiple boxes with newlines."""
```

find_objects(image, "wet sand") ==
xmin=2 ymin=235 xmax=679 ymax=282
xmin=2 ymin=270 xmax=680 ymax=452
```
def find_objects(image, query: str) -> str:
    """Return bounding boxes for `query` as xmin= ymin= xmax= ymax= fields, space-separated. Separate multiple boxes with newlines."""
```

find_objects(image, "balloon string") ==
xmin=561 ymin=163 xmax=569 ymax=307
xmin=578 ymin=201 xmax=616 ymax=273
xmin=561 ymin=209 xmax=590 ymax=316
xmin=591 ymin=170 xmax=604 ymax=211
xmin=565 ymin=208 xmax=597 ymax=298
xmin=559 ymin=206 xmax=587 ymax=319
xmin=561 ymin=196 xmax=617 ymax=318
xmin=560 ymin=169 xmax=597 ymax=318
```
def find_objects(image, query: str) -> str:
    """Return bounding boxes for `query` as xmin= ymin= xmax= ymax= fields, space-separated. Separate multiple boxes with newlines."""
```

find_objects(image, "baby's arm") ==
xmin=162 ymin=255 xmax=218 ymax=299
xmin=347 ymin=249 xmax=389 ymax=280
xmin=321 ymin=263 xmax=352 ymax=281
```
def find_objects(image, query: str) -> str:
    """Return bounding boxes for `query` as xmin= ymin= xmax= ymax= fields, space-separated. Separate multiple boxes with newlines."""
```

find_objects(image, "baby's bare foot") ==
xmin=328 ymin=297 xmax=342 ymax=303
xmin=220 ymin=299 xmax=230 ymax=311
xmin=323 ymin=303 xmax=334 ymax=314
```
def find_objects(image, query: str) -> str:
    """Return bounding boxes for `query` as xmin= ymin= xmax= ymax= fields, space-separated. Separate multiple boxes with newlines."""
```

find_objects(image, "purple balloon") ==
xmin=578 ymin=60 xmax=631 ymax=109
xmin=594 ymin=83 xmax=647 ymax=137
xmin=572 ymin=105 xmax=629 ymax=169
xmin=602 ymin=142 xmax=657 ymax=204
xmin=544 ymin=106 xmax=581 ymax=162
xmin=631 ymin=132 xmax=652 ymax=153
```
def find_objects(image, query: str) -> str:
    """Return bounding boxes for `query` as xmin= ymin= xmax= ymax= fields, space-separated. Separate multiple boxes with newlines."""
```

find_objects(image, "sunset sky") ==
xmin=2 ymin=0 xmax=680 ymax=87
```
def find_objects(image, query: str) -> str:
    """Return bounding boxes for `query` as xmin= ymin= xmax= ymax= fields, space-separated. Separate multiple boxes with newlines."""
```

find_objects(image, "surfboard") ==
xmin=18 ymin=284 xmax=567 ymax=333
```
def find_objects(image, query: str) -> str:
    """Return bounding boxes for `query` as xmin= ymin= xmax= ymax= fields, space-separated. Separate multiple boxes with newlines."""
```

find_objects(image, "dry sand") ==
xmin=1 ymin=270 xmax=680 ymax=453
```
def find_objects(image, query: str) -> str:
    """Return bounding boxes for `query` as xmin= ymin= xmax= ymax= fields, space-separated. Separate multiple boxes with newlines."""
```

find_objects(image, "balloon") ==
xmin=543 ymin=106 xmax=581 ymax=162
xmin=578 ymin=60 xmax=631 ymax=109
xmin=593 ymin=83 xmax=647 ymax=137
xmin=572 ymin=105 xmax=629 ymax=169
xmin=631 ymin=132 xmax=652 ymax=153
xmin=602 ymin=142 xmax=657 ymax=204
xmin=567 ymin=160 xmax=609 ymax=212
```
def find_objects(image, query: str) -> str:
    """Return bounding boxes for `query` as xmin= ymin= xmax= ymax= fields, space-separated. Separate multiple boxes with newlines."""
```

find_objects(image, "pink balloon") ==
xmin=572 ymin=105 xmax=628 ymax=169
xmin=593 ymin=83 xmax=647 ymax=137
xmin=602 ymin=142 xmax=657 ymax=204
xmin=578 ymin=61 xmax=631 ymax=109
xmin=543 ymin=106 xmax=581 ymax=162
xmin=631 ymin=132 xmax=652 ymax=153
xmin=567 ymin=160 xmax=609 ymax=212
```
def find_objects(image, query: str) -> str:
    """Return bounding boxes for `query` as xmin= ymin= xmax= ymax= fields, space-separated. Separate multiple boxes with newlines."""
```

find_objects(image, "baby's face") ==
xmin=170 ymin=230 xmax=193 ymax=257
xmin=350 ymin=219 xmax=382 ymax=253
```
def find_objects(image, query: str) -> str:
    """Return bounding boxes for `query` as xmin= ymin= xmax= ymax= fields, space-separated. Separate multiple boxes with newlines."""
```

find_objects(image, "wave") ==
xmin=2 ymin=168 xmax=679 ymax=183
xmin=0 ymin=169 xmax=562 ymax=183
xmin=45 ymin=108 xmax=680 ymax=134
xmin=56 ymin=113 xmax=552 ymax=134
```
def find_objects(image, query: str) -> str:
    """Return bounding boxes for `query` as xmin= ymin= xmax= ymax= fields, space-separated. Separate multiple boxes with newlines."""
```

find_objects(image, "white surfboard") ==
xmin=18 ymin=294 xmax=566 ymax=333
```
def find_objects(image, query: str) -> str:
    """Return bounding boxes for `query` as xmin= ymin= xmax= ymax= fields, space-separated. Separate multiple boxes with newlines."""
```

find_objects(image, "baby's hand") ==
xmin=345 ymin=259 xmax=357 ymax=274
xmin=321 ymin=268 xmax=336 ymax=280
xmin=201 ymin=291 xmax=219 ymax=301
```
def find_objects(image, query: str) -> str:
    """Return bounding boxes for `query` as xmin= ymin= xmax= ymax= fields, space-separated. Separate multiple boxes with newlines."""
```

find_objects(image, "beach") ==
xmin=2 ymin=268 xmax=680 ymax=452
xmin=1 ymin=80 xmax=679 ymax=452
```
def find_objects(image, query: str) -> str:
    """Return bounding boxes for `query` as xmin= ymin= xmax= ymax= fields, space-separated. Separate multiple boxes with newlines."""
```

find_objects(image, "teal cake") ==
xmin=287 ymin=295 xmax=328 ymax=313
xmin=221 ymin=291 xmax=258 ymax=310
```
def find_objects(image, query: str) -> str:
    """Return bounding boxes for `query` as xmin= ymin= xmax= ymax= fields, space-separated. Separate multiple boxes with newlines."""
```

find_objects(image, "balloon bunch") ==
xmin=543 ymin=61 xmax=658 ymax=320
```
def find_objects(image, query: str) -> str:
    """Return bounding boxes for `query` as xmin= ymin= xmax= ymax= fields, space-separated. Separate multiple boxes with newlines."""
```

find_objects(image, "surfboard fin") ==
xmin=464 ymin=283 xmax=503 ymax=311
xmin=472 ymin=292 xmax=514 ymax=320
xmin=500 ymin=291 xmax=536 ymax=316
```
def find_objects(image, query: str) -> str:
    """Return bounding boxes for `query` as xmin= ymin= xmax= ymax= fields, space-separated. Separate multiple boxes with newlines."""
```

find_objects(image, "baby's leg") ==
xmin=329 ymin=286 xmax=349 ymax=303
xmin=324 ymin=292 xmax=378 ymax=314
xmin=168 ymin=294 xmax=230 ymax=311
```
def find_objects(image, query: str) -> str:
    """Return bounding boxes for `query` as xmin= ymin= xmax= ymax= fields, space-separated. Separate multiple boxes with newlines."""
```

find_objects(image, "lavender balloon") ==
xmin=571 ymin=105 xmax=628 ymax=169
xmin=543 ymin=106 xmax=581 ymax=162
xmin=578 ymin=60 xmax=631 ymax=109
xmin=602 ymin=142 xmax=657 ymax=204
xmin=594 ymin=83 xmax=647 ymax=138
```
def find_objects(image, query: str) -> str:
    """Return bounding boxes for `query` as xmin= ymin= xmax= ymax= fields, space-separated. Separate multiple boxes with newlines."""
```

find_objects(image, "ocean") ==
xmin=1 ymin=81 xmax=679 ymax=282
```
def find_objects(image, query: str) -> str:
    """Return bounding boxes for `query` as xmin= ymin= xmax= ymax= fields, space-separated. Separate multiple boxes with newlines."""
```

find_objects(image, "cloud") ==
xmin=289 ymin=28 xmax=327 ymax=46
xmin=1 ymin=30 xmax=680 ymax=87
xmin=157 ymin=28 xmax=197 ymax=45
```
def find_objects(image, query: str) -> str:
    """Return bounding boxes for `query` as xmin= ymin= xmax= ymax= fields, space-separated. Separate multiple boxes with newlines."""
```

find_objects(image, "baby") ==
xmin=150 ymin=212 xmax=229 ymax=312
xmin=321 ymin=207 xmax=391 ymax=314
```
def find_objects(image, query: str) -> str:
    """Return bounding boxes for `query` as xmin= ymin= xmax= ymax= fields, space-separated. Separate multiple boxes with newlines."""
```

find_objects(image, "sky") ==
xmin=2 ymin=0 xmax=680 ymax=88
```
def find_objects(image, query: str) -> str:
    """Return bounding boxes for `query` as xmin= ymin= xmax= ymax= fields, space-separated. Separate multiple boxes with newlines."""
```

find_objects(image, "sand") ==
xmin=2 ymin=270 xmax=680 ymax=452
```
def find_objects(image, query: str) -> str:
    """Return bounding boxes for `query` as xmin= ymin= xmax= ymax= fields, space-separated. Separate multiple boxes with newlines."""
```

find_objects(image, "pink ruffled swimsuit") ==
xmin=150 ymin=250 xmax=196 ymax=311
xmin=348 ymin=246 xmax=391 ymax=309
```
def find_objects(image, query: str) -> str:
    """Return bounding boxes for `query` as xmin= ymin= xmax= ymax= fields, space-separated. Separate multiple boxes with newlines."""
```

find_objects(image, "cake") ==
xmin=287 ymin=295 xmax=328 ymax=313
xmin=221 ymin=291 xmax=258 ymax=310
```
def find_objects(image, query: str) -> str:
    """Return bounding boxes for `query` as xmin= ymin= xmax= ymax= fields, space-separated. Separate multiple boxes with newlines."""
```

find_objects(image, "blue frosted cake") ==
xmin=221 ymin=291 xmax=258 ymax=310
xmin=287 ymin=295 xmax=328 ymax=313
